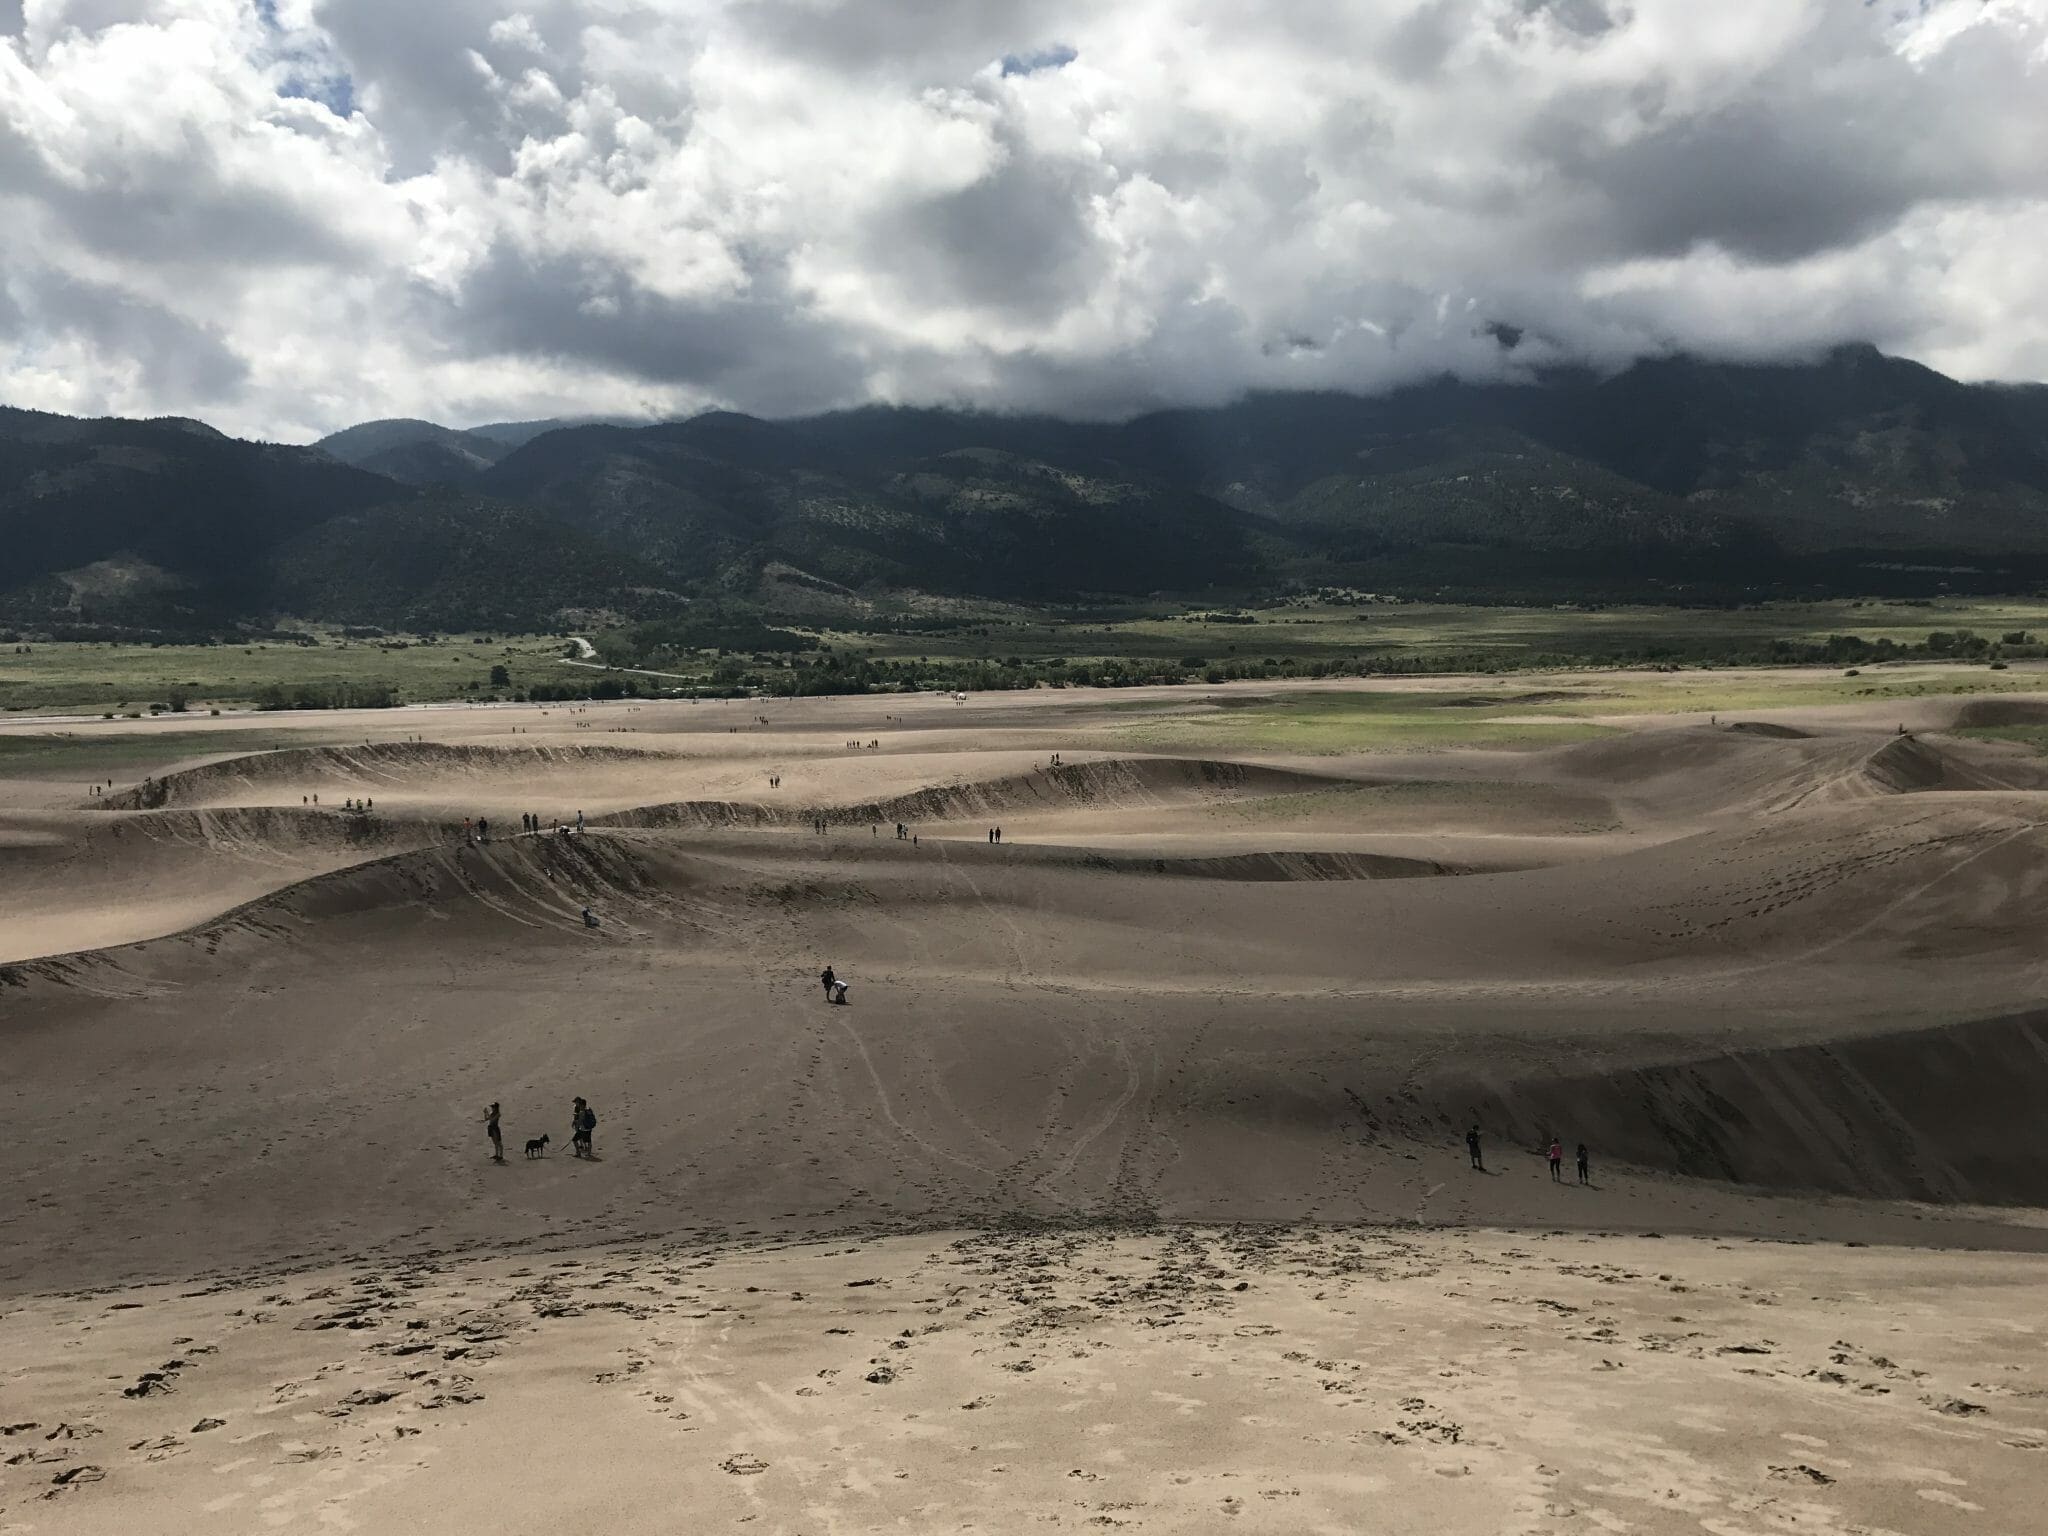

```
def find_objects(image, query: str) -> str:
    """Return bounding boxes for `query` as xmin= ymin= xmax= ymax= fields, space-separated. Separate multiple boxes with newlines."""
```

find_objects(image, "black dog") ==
xmin=524 ymin=1134 xmax=550 ymax=1158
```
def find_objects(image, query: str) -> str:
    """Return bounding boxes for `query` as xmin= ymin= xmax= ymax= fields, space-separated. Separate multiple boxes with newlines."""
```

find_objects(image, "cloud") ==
xmin=0 ymin=0 xmax=2044 ymax=440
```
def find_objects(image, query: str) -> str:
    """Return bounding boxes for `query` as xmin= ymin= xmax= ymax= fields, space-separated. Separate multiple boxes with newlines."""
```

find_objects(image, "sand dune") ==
xmin=6 ymin=679 xmax=2048 ymax=1531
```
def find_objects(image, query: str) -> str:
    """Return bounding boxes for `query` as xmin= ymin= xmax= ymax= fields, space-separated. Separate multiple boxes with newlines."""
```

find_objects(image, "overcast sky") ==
xmin=2 ymin=0 xmax=2045 ymax=441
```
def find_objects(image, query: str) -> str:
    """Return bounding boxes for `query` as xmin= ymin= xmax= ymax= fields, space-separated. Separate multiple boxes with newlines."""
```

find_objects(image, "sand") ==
xmin=4 ymin=676 xmax=2047 ymax=1530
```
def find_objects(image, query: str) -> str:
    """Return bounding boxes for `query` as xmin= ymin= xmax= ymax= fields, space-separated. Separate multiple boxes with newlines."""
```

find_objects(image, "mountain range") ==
xmin=5 ymin=344 xmax=2048 ymax=634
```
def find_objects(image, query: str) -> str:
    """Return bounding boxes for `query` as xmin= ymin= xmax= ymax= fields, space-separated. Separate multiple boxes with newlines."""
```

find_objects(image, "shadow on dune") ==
xmin=1418 ymin=1008 xmax=2048 ymax=1206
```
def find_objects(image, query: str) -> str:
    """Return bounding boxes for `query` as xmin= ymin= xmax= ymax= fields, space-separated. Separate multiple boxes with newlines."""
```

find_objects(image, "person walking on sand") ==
xmin=486 ymin=1102 xmax=504 ymax=1163
xmin=571 ymin=1097 xmax=590 ymax=1157
xmin=820 ymin=964 xmax=836 ymax=1000
xmin=576 ymin=1099 xmax=597 ymax=1157
xmin=1466 ymin=1125 xmax=1484 ymax=1171
xmin=576 ymin=809 xmax=585 ymax=834
xmin=1548 ymin=1137 xmax=1564 ymax=1182
xmin=1576 ymin=1143 xmax=1590 ymax=1185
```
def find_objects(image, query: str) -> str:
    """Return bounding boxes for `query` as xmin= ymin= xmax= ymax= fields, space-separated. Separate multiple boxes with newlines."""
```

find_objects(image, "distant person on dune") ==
xmin=577 ymin=1100 xmax=597 ymax=1157
xmin=1576 ymin=1143 xmax=1590 ymax=1185
xmin=576 ymin=809 xmax=585 ymax=833
xmin=1548 ymin=1137 xmax=1564 ymax=1182
xmin=1466 ymin=1125 xmax=1484 ymax=1171
xmin=486 ymin=1102 xmax=504 ymax=1163
xmin=582 ymin=906 xmax=599 ymax=929
xmin=820 ymin=965 xmax=836 ymax=999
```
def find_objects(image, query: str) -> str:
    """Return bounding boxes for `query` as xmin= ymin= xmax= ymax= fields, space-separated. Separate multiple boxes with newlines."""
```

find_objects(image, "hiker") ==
xmin=486 ymin=1102 xmax=504 ymax=1164
xmin=576 ymin=809 xmax=585 ymax=833
xmin=582 ymin=906 xmax=600 ymax=929
xmin=478 ymin=816 xmax=490 ymax=842
xmin=577 ymin=1099 xmax=597 ymax=1157
xmin=1576 ymin=1143 xmax=1590 ymax=1185
xmin=1548 ymin=1137 xmax=1564 ymax=1182
xmin=1466 ymin=1125 xmax=1484 ymax=1171
xmin=463 ymin=815 xmax=473 ymax=843
xmin=994 ymin=826 xmax=1003 ymax=845
xmin=820 ymin=965 xmax=836 ymax=999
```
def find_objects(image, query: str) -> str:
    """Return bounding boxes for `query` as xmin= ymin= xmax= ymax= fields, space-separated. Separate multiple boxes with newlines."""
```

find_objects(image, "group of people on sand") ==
xmin=462 ymin=810 xmax=585 ymax=844
xmin=485 ymin=1098 xmax=598 ymax=1162
xmin=1466 ymin=1125 xmax=1591 ymax=1185
xmin=845 ymin=739 xmax=880 ymax=750
xmin=986 ymin=826 xmax=1005 ymax=844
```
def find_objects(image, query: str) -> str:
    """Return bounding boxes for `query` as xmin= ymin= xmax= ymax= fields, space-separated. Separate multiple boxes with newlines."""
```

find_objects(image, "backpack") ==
xmin=579 ymin=1107 xmax=596 ymax=1132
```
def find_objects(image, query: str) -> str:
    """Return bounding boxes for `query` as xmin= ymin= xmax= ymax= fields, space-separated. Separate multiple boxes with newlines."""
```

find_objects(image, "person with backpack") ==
xmin=571 ymin=1097 xmax=596 ymax=1158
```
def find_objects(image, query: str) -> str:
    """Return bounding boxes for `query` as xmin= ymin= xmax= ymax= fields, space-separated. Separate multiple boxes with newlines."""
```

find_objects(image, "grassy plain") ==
xmin=0 ymin=633 xmax=572 ymax=716
xmin=5 ymin=596 xmax=2048 ymax=721
xmin=827 ymin=594 xmax=2048 ymax=669
xmin=1115 ymin=690 xmax=1621 ymax=754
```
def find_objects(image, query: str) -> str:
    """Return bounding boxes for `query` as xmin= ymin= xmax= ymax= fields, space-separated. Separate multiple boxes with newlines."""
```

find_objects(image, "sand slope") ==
xmin=5 ymin=1226 xmax=2044 ymax=1535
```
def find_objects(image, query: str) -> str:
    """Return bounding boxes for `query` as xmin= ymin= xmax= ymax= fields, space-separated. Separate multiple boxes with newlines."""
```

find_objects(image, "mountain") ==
xmin=314 ymin=416 xmax=665 ymax=485
xmin=8 ymin=345 xmax=2048 ymax=635
xmin=476 ymin=413 xmax=1273 ymax=599
xmin=0 ymin=405 xmax=401 ymax=626
xmin=466 ymin=415 xmax=653 ymax=450
xmin=315 ymin=418 xmax=510 ymax=486
xmin=269 ymin=491 xmax=676 ymax=631
xmin=0 ymin=408 xmax=660 ymax=633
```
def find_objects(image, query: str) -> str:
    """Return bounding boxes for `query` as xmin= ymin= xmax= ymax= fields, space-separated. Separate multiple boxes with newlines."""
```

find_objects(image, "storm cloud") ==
xmin=0 ymin=0 xmax=2044 ymax=439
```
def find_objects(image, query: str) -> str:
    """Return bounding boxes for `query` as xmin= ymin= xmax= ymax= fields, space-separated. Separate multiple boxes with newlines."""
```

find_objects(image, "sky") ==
xmin=1 ymin=0 xmax=2046 ymax=442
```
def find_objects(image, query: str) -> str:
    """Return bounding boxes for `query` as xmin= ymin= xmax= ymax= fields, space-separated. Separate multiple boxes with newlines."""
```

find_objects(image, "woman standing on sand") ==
xmin=486 ymin=1103 xmax=503 ymax=1164
xmin=1548 ymin=1138 xmax=1564 ymax=1182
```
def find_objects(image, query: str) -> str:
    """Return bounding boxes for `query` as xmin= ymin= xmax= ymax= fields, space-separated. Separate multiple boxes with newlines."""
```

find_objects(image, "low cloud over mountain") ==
xmin=2 ymin=1 xmax=2045 ymax=440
